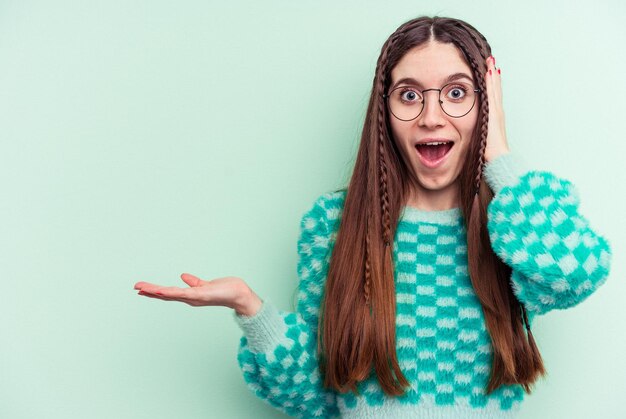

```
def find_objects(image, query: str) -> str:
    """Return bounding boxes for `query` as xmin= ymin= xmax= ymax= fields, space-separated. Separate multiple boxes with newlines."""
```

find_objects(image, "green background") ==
xmin=1 ymin=0 xmax=624 ymax=418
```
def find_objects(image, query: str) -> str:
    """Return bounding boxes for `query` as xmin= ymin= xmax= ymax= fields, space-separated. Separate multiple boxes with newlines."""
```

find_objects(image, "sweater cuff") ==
xmin=233 ymin=300 xmax=286 ymax=353
xmin=483 ymin=152 xmax=528 ymax=194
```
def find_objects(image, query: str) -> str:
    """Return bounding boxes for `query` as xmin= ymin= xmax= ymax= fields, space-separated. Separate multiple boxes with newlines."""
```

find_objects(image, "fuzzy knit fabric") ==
xmin=233 ymin=153 xmax=612 ymax=418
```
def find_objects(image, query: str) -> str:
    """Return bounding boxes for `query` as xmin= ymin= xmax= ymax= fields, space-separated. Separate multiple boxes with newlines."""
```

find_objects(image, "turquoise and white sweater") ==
xmin=233 ymin=153 xmax=612 ymax=418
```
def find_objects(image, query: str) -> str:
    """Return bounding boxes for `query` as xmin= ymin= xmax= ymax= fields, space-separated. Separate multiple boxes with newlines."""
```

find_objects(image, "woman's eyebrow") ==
xmin=391 ymin=72 xmax=474 ymax=90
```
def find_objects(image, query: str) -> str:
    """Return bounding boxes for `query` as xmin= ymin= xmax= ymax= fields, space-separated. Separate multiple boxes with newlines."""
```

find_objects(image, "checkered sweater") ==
xmin=233 ymin=153 xmax=612 ymax=418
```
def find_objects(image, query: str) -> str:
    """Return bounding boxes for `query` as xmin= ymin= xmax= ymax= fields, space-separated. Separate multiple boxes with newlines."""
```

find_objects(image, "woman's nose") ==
xmin=418 ymin=91 xmax=446 ymax=128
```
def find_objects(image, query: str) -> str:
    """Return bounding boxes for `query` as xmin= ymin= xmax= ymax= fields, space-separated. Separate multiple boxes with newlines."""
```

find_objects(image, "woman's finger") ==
xmin=138 ymin=290 xmax=176 ymax=301
xmin=486 ymin=55 xmax=502 ymax=108
xmin=134 ymin=281 xmax=162 ymax=290
xmin=142 ymin=285 xmax=190 ymax=299
xmin=135 ymin=273 xmax=204 ymax=292
xmin=148 ymin=285 xmax=205 ymax=302
xmin=138 ymin=290 xmax=200 ymax=306
xmin=485 ymin=57 xmax=495 ymax=104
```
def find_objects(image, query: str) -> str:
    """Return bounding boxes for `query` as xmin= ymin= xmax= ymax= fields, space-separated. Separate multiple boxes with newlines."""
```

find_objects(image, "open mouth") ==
xmin=415 ymin=141 xmax=454 ymax=168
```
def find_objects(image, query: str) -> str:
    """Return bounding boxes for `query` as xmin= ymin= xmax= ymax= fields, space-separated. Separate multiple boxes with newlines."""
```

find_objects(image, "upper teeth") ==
xmin=421 ymin=141 xmax=450 ymax=146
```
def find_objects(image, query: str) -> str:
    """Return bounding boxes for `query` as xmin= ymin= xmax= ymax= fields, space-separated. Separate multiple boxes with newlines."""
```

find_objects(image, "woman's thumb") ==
xmin=180 ymin=272 xmax=203 ymax=287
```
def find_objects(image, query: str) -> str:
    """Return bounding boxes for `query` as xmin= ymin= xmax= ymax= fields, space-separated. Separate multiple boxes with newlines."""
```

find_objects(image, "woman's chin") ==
xmin=414 ymin=173 xmax=458 ymax=193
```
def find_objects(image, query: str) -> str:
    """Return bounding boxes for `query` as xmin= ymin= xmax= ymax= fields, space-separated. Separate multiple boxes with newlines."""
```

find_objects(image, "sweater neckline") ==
xmin=400 ymin=205 xmax=463 ymax=225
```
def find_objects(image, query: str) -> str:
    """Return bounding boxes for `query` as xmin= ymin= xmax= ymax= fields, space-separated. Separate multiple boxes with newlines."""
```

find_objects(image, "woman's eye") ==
xmin=401 ymin=90 xmax=419 ymax=102
xmin=446 ymin=86 xmax=467 ymax=100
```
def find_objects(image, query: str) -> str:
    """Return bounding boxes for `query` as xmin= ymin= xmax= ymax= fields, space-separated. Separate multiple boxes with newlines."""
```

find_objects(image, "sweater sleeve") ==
xmin=483 ymin=153 xmax=612 ymax=315
xmin=232 ymin=193 xmax=340 ymax=418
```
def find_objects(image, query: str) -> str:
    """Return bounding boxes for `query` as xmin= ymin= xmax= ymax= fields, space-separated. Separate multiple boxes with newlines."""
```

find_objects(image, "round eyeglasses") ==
xmin=383 ymin=82 xmax=481 ymax=120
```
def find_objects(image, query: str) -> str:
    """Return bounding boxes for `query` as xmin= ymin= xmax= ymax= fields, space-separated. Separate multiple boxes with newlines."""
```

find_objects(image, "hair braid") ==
xmin=452 ymin=20 xmax=545 ymax=387
xmin=455 ymin=20 xmax=537 ymax=336
xmin=451 ymin=22 xmax=490 ymax=195
xmin=459 ymin=24 xmax=533 ymax=340
xmin=363 ymin=34 xmax=399 ymax=308
xmin=376 ymin=35 xmax=400 ymax=246
xmin=364 ymin=215 xmax=372 ymax=307
xmin=449 ymin=23 xmax=520 ymax=382
xmin=377 ymin=80 xmax=391 ymax=247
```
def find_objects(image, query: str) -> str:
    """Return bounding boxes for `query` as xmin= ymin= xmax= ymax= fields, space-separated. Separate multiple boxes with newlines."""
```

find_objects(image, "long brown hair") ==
xmin=318 ymin=16 xmax=546 ymax=397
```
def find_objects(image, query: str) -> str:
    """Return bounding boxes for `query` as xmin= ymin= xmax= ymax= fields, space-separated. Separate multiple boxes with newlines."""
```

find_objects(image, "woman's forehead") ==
xmin=390 ymin=42 xmax=473 ymax=86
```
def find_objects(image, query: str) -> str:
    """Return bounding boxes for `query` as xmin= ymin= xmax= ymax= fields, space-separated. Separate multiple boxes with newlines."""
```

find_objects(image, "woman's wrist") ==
xmin=485 ymin=146 xmax=510 ymax=163
xmin=483 ymin=151 xmax=527 ymax=193
xmin=234 ymin=286 xmax=263 ymax=317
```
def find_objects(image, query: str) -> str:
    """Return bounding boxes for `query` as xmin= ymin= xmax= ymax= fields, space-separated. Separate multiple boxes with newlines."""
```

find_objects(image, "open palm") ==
xmin=134 ymin=273 xmax=262 ymax=315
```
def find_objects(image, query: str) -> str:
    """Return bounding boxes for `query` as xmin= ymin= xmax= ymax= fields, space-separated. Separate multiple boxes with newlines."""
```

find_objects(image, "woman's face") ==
xmin=388 ymin=41 xmax=479 ymax=208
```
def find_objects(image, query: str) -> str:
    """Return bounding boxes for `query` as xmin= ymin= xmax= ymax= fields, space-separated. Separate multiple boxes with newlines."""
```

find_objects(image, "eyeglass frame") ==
xmin=382 ymin=83 xmax=482 ymax=120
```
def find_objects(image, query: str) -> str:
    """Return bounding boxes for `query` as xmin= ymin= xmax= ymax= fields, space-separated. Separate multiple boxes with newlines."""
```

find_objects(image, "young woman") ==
xmin=134 ymin=15 xmax=612 ymax=418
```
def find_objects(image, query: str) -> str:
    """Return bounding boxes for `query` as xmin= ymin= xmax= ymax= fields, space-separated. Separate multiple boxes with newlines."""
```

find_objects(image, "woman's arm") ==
xmin=233 ymin=192 xmax=343 ymax=418
xmin=133 ymin=192 xmax=343 ymax=417
xmin=484 ymin=153 xmax=612 ymax=315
